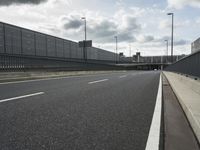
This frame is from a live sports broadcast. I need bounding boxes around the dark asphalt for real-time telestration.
[0,71,160,150]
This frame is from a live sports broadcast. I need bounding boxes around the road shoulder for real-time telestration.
[162,73,200,149]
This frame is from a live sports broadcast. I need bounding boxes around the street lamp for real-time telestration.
[167,12,174,63]
[81,17,87,61]
[164,40,169,56]
[114,36,118,64]
[81,17,87,41]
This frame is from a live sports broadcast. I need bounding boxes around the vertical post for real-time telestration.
[84,19,87,41]
[81,17,87,62]
[85,19,87,61]
[167,13,174,63]
[165,40,169,63]
[171,13,174,63]
[165,40,168,56]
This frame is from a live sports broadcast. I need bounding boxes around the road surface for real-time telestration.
[0,71,160,150]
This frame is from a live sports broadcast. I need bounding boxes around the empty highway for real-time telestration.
[0,71,161,150]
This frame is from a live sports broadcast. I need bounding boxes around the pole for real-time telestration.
[171,13,174,63]
[84,19,87,41]
[166,40,168,56]
[81,17,87,61]
[167,13,174,63]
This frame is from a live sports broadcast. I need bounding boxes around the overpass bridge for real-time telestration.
[117,62,171,70]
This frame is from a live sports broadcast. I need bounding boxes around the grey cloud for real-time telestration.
[144,36,154,42]
[88,17,139,43]
[59,15,140,43]
[88,20,117,40]
[137,35,154,43]
[117,32,136,42]
[124,17,141,32]
[0,0,47,6]
[63,20,82,30]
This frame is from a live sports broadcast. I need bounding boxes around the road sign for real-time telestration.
[79,40,92,48]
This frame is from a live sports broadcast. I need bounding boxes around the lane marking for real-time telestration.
[119,75,127,78]
[88,79,108,84]
[0,76,73,85]
[0,92,44,103]
[145,74,162,150]
[0,72,124,85]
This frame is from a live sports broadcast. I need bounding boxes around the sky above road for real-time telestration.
[0,0,200,56]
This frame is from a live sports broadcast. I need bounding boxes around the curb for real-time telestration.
[163,71,200,144]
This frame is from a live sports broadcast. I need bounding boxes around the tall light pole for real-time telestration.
[164,40,169,56]
[167,13,174,63]
[114,36,118,64]
[81,17,87,41]
[81,17,87,61]
[129,43,132,57]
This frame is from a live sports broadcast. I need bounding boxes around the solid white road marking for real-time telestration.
[119,75,127,78]
[0,77,73,85]
[145,75,162,150]
[88,79,108,84]
[0,92,44,103]
[0,73,116,85]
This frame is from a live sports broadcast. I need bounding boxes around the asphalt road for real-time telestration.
[0,71,160,150]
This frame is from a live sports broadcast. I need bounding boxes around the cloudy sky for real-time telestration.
[0,0,200,56]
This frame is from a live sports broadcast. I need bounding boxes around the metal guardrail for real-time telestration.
[0,54,123,71]
[165,51,200,78]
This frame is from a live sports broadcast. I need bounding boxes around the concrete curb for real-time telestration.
[0,70,127,83]
[163,71,200,144]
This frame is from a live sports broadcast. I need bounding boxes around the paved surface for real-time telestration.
[0,71,160,150]
[162,75,200,150]
[164,71,200,143]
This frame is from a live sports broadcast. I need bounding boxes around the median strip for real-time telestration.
[145,75,162,150]
[88,79,108,84]
[0,92,44,103]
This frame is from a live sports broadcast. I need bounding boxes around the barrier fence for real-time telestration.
[0,54,124,71]
[0,21,132,71]
[165,51,200,78]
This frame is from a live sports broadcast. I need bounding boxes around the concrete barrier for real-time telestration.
[163,71,200,143]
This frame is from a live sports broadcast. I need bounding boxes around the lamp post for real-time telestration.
[165,40,169,56]
[167,13,174,63]
[81,17,87,61]
[129,43,132,57]
[114,36,118,64]
[81,17,87,41]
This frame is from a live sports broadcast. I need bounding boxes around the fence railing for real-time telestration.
[0,54,124,71]
[165,51,200,78]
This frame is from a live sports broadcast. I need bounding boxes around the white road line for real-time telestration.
[119,75,127,78]
[145,75,162,150]
[0,92,44,103]
[0,76,72,85]
[88,79,108,84]
[0,73,115,85]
